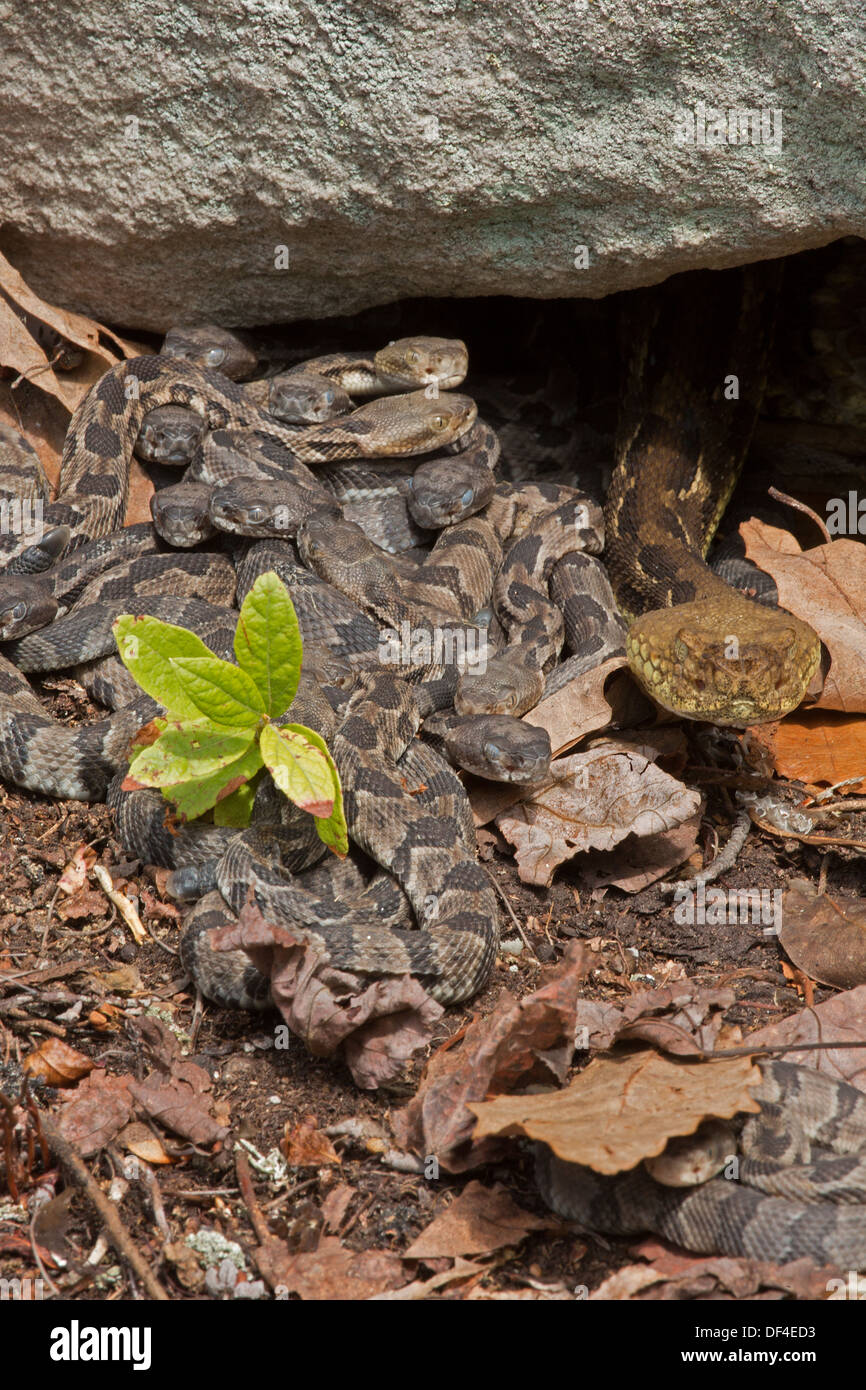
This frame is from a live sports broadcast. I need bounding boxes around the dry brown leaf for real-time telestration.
[579,814,702,894]
[405,1181,558,1259]
[779,878,866,989]
[495,741,701,887]
[743,520,866,713]
[282,1115,342,1168]
[369,1257,484,1300]
[320,1184,355,1233]
[56,888,109,922]
[0,249,139,360]
[57,846,96,895]
[591,1245,839,1301]
[23,1038,94,1087]
[574,980,736,1056]
[469,1052,762,1173]
[266,1236,407,1300]
[56,1071,135,1155]
[746,984,866,1090]
[211,899,443,1089]
[117,1121,173,1166]
[392,943,590,1170]
[0,252,146,501]
[127,1018,227,1147]
[0,248,136,410]
[747,712,866,793]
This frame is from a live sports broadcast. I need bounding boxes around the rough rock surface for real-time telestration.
[1,0,865,330]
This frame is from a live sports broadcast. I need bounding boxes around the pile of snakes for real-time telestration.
[3,266,864,1271]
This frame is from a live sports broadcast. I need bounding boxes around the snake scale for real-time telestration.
[1,280,862,1264]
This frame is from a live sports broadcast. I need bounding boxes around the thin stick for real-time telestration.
[487,871,539,959]
[38,1111,169,1301]
[767,485,832,543]
[751,813,866,852]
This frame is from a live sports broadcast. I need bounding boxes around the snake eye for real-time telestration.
[483,741,501,762]
[324,390,335,404]
[405,349,420,365]
[431,414,446,430]
[247,506,265,523]
[460,487,474,507]
[205,347,226,367]
[3,602,27,625]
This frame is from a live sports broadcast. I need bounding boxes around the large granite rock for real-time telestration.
[1,0,864,330]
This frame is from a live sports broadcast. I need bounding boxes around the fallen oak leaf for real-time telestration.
[746,984,866,1091]
[468,1052,762,1173]
[747,712,866,795]
[56,1070,135,1155]
[495,742,701,887]
[23,1038,94,1087]
[405,1181,560,1259]
[211,896,443,1089]
[742,519,866,713]
[778,877,866,990]
[282,1115,342,1168]
[264,1236,407,1300]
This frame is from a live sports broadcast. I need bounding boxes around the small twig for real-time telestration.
[767,485,832,543]
[807,797,866,814]
[751,813,866,852]
[235,1149,270,1245]
[700,1038,866,1060]
[37,1110,169,1300]
[261,1177,318,1212]
[813,776,866,802]
[659,810,751,893]
[0,960,88,992]
[92,865,148,945]
[486,871,539,959]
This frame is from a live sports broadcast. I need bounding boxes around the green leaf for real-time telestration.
[234,572,303,716]
[114,615,216,722]
[170,656,266,727]
[260,722,334,816]
[161,742,264,821]
[213,778,259,827]
[263,722,348,856]
[127,722,256,788]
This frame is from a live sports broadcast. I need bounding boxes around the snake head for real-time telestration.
[0,579,58,640]
[445,715,552,784]
[375,337,469,391]
[628,599,821,726]
[455,655,545,718]
[161,325,258,381]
